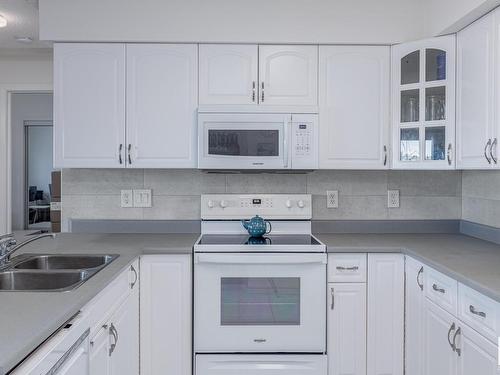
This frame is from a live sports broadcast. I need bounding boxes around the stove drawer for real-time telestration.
[328,254,367,282]
[196,354,327,375]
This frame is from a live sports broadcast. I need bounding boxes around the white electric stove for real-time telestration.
[194,194,327,375]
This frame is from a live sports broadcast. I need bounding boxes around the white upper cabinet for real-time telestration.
[199,44,258,106]
[259,45,318,106]
[457,11,499,169]
[54,43,126,168]
[126,44,198,168]
[319,46,390,169]
[391,35,456,169]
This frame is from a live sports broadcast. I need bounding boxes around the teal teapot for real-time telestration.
[241,215,272,237]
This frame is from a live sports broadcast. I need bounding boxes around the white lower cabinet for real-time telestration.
[367,254,404,375]
[140,254,192,375]
[327,283,367,375]
[405,257,425,375]
[458,323,499,375]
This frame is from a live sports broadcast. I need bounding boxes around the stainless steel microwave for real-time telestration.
[198,113,319,170]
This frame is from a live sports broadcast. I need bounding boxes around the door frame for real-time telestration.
[0,84,53,234]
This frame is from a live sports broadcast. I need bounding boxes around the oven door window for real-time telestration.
[208,129,280,157]
[221,277,300,326]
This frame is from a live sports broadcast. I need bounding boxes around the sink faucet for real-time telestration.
[0,233,56,268]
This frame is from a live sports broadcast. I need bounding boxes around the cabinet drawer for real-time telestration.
[425,266,457,315]
[328,254,367,282]
[458,283,500,343]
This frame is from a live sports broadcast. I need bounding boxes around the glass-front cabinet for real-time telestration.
[392,35,456,169]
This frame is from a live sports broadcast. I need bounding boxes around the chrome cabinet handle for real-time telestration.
[447,143,452,166]
[447,322,456,351]
[490,138,497,164]
[336,266,359,271]
[330,287,334,310]
[127,144,132,164]
[416,266,424,291]
[383,145,387,166]
[118,144,123,165]
[261,82,265,102]
[452,327,461,356]
[485,139,492,164]
[252,81,256,102]
[130,264,138,289]
[109,323,118,356]
[469,305,486,318]
[432,283,445,293]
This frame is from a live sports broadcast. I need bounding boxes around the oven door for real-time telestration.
[198,113,291,169]
[194,253,327,353]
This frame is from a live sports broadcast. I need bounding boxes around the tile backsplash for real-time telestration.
[462,171,500,228]
[61,169,462,232]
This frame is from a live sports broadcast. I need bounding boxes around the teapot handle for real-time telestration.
[265,220,272,234]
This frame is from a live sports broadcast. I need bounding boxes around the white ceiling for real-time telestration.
[0,0,51,48]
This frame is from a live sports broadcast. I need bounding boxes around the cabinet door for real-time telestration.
[199,44,258,105]
[457,323,499,375]
[126,44,198,168]
[140,255,192,375]
[391,35,455,169]
[367,254,404,375]
[328,283,367,375]
[89,325,110,375]
[259,45,318,106]
[405,257,425,375]
[319,46,389,169]
[457,12,495,169]
[108,285,139,375]
[54,43,126,168]
[423,299,457,375]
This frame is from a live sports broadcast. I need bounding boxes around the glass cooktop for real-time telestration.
[198,234,321,246]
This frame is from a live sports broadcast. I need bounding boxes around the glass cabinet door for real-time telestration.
[393,36,455,169]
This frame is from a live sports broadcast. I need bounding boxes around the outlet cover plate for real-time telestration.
[387,190,400,208]
[326,190,339,208]
[121,190,133,208]
[133,189,152,208]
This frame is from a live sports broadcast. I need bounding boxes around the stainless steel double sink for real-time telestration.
[0,254,119,292]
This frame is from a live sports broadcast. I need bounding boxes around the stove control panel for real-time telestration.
[201,194,312,220]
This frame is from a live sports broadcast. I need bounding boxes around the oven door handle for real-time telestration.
[195,253,327,265]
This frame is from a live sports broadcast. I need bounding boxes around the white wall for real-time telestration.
[10,93,53,230]
[0,49,53,233]
[39,0,426,44]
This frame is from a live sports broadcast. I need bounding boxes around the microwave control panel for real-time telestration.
[290,114,319,169]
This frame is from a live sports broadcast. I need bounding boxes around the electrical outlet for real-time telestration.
[326,190,339,208]
[121,190,133,208]
[387,190,400,208]
[133,189,152,208]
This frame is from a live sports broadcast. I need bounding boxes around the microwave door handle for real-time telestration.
[283,117,289,168]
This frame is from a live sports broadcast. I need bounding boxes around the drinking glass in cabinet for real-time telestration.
[401,50,420,85]
[401,89,419,123]
[425,86,445,121]
[425,49,446,82]
[424,126,446,160]
[400,128,420,161]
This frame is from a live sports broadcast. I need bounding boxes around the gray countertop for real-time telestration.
[3,231,500,374]
[316,233,500,303]
[0,232,198,375]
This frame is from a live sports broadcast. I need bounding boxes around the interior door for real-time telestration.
[258,45,318,106]
[456,12,495,169]
[54,43,126,168]
[199,44,258,105]
[319,45,389,169]
[194,253,327,352]
[196,354,328,375]
[126,44,198,168]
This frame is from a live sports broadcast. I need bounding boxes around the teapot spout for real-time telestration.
[241,219,249,229]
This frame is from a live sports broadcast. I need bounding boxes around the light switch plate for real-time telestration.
[326,190,339,208]
[133,189,152,208]
[387,190,400,208]
[121,190,133,208]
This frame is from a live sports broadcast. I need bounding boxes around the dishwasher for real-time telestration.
[10,312,90,375]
